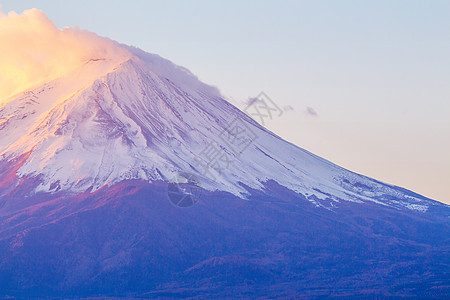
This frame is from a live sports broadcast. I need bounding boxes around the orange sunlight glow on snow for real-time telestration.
[0,8,130,104]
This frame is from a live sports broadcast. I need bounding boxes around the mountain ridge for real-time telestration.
[0,52,445,213]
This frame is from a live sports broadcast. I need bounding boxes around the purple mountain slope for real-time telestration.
[0,47,449,298]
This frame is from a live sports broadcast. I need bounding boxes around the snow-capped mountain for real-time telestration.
[0,45,449,298]
[0,47,439,213]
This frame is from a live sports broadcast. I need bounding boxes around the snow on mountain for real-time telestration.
[0,47,442,213]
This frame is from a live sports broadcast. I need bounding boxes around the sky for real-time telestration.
[1,0,449,204]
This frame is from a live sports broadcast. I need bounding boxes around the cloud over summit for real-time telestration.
[0,8,130,103]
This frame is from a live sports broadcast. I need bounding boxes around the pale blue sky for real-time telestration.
[1,0,449,203]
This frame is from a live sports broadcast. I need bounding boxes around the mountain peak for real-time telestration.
[0,48,441,215]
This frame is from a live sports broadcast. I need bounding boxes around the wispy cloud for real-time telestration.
[244,97,265,106]
[305,106,318,117]
[0,8,130,103]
